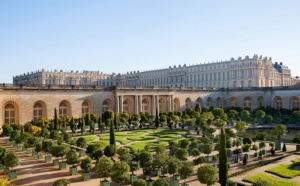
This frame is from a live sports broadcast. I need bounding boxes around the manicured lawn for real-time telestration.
[243,173,299,186]
[266,158,300,178]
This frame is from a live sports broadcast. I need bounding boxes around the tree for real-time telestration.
[179,161,193,184]
[240,110,250,119]
[282,143,287,151]
[270,124,287,142]
[66,149,80,167]
[104,144,116,157]
[80,157,92,173]
[110,161,130,185]
[76,137,87,148]
[2,124,13,137]
[3,151,19,171]
[50,145,68,161]
[155,107,159,128]
[255,110,265,119]
[197,164,218,186]
[42,140,53,154]
[153,178,168,186]
[9,130,20,142]
[50,130,60,140]
[155,144,165,155]
[214,118,226,128]
[25,136,39,148]
[235,121,247,134]
[219,128,228,186]
[167,157,182,181]
[117,147,131,162]
[96,157,114,182]
[132,179,146,186]
[70,117,76,133]
[202,143,213,158]
[110,119,116,146]
[292,136,300,145]
[54,108,59,131]
[63,133,72,143]
[35,143,42,154]
[175,148,188,161]
[139,150,153,168]
[153,154,169,177]
[178,139,190,149]
[0,147,7,165]
[52,178,70,186]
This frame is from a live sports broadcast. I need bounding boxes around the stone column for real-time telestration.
[120,95,123,113]
[116,95,119,113]
[168,95,172,112]
[156,95,159,112]
[139,95,142,113]
[135,95,139,114]
[152,95,156,115]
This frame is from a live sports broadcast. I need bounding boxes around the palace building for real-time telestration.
[1,54,298,125]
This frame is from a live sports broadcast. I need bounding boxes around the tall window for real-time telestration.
[231,97,238,107]
[207,97,213,107]
[185,98,192,109]
[274,97,282,110]
[244,97,252,110]
[82,101,89,115]
[258,97,264,107]
[142,99,148,112]
[174,98,180,111]
[216,98,222,108]
[5,104,15,124]
[59,102,68,117]
[123,100,129,112]
[291,97,299,110]
[33,103,43,122]
[102,101,109,113]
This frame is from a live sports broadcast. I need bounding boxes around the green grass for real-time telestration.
[243,173,300,186]
[266,158,300,178]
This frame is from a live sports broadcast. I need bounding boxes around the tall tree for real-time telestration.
[155,107,159,128]
[54,108,59,130]
[110,119,116,146]
[219,128,228,186]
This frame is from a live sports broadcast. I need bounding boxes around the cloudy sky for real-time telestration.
[1,0,300,83]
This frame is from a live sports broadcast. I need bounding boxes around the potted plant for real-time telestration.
[35,143,43,159]
[42,140,53,163]
[52,178,70,186]
[270,124,287,150]
[66,149,80,175]
[76,137,87,157]
[233,148,242,163]
[292,136,300,151]
[259,142,266,155]
[50,145,68,169]
[270,142,275,155]
[96,157,114,186]
[3,151,20,180]
[110,161,130,186]
[0,147,7,170]
[179,162,193,186]
[80,157,92,181]
[252,145,258,157]
[167,157,182,186]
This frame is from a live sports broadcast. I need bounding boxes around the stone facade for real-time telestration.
[1,84,300,125]
[13,54,291,88]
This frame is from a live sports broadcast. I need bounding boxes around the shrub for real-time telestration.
[104,144,116,157]
[52,178,70,186]
[2,124,13,137]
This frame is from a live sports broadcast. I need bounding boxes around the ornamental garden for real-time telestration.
[0,105,300,186]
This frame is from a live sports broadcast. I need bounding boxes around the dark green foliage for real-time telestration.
[175,148,188,161]
[76,137,87,148]
[66,149,80,166]
[102,110,115,121]
[9,130,20,141]
[104,144,116,157]
[282,143,286,151]
[70,117,76,133]
[153,178,168,186]
[243,137,252,145]
[132,179,146,186]
[178,139,190,149]
[293,136,300,144]
[50,145,68,159]
[2,124,13,136]
[167,157,182,179]
[179,161,194,182]
[42,140,53,153]
[50,130,60,140]
[52,178,70,186]
[63,133,72,143]
[80,157,92,173]
[109,119,116,146]
[219,128,228,186]
[26,136,39,148]
[0,147,7,164]
[197,164,218,186]
[3,151,19,170]
[243,154,248,165]
[110,161,130,185]
[155,107,159,128]
[35,143,42,153]
[139,150,153,168]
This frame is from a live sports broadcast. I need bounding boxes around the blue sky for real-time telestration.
[1,0,300,83]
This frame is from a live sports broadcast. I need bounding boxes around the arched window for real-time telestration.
[82,101,90,115]
[159,99,162,113]
[196,97,202,107]
[258,97,264,107]
[33,103,43,122]
[207,97,213,107]
[59,101,70,117]
[123,100,129,112]
[216,97,222,108]
[291,97,299,110]
[244,97,252,110]
[102,100,109,113]
[185,98,192,109]
[230,97,238,107]
[5,104,16,124]
[274,97,282,110]
[142,99,149,112]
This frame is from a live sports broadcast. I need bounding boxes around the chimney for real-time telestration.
[280,62,283,65]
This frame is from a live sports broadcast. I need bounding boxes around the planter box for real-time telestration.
[38,154,43,159]
[275,142,283,150]
[45,155,52,163]
[0,163,4,170]
[206,156,212,163]
[235,157,242,163]
[69,166,78,175]
[245,154,250,159]
[130,174,138,183]
[9,171,17,180]
[81,131,86,135]
[4,167,10,174]
[82,172,91,181]
[53,159,59,166]
[170,180,180,186]
[100,181,110,186]
[254,152,258,157]
[79,150,86,157]
[227,150,232,157]
[262,149,267,155]
[59,162,67,170]
[32,151,38,157]
[296,145,300,152]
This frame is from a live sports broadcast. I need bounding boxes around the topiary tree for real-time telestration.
[80,157,92,173]
[42,140,53,154]
[153,154,169,177]
[0,147,7,165]
[197,164,218,186]
[3,151,19,171]
[52,178,70,186]
[235,121,247,135]
[270,124,287,142]
[175,148,188,161]
[255,110,265,120]
[179,161,193,185]
[110,161,130,185]
[66,150,80,168]
[293,136,300,145]
[153,178,168,186]
[76,137,87,148]
[109,119,116,146]
[132,179,146,186]
[53,108,59,131]
[2,124,13,137]
[63,133,72,143]
[35,143,42,155]
[50,130,60,140]
[219,127,228,186]
[96,157,114,182]
[25,136,39,148]
[50,145,68,162]
[104,144,116,157]
[178,139,190,149]
[167,157,182,181]
[155,107,159,128]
